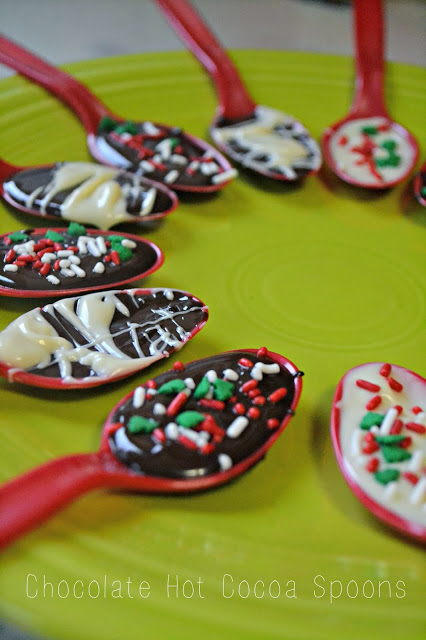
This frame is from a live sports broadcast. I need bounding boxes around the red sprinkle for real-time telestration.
[166,391,188,416]
[68,246,79,253]
[146,380,157,389]
[5,249,16,263]
[173,361,185,371]
[53,242,63,252]
[239,358,253,368]
[366,457,379,473]
[253,396,266,406]
[32,260,43,270]
[248,388,262,398]
[14,259,27,267]
[393,405,403,415]
[201,443,215,455]
[110,250,121,265]
[199,416,225,441]
[380,363,391,378]
[267,418,280,430]
[229,396,237,404]
[233,403,246,415]
[241,379,258,393]
[199,398,225,410]
[103,255,111,263]
[256,347,268,358]
[356,379,380,392]
[268,387,288,403]
[53,259,61,271]
[36,247,54,257]
[366,395,381,410]
[389,419,403,435]
[362,441,380,454]
[39,263,51,276]
[178,434,198,450]
[400,437,412,449]
[4,237,11,245]
[153,428,166,443]
[338,135,348,146]
[405,422,426,435]
[364,432,376,443]
[18,254,33,262]
[402,472,419,485]
[412,406,423,415]
[388,378,403,392]
[247,407,260,419]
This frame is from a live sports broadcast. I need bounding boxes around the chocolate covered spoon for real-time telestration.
[0,36,237,192]
[0,225,164,298]
[321,0,419,188]
[0,348,302,550]
[155,0,321,181]
[0,159,177,229]
[0,288,208,389]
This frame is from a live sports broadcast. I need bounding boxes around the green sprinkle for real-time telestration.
[213,378,234,401]
[115,120,138,135]
[45,230,65,243]
[361,126,378,136]
[360,412,384,429]
[381,446,411,464]
[194,376,210,399]
[374,469,400,485]
[68,222,87,237]
[98,116,119,133]
[114,244,133,262]
[375,435,406,445]
[157,379,186,395]
[421,186,426,197]
[128,415,158,434]
[169,137,180,149]
[176,411,205,428]
[381,139,397,151]
[375,154,401,168]
[8,231,29,243]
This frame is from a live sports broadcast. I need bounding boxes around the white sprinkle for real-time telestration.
[206,370,217,383]
[218,453,233,471]
[151,443,163,455]
[250,364,263,381]
[77,237,88,254]
[196,431,210,446]
[188,160,200,171]
[133,386,146,408]
[121,239,137,249]
[227,416,249,439]
[93,262,105,274]
[164,169,179,184]
[59,259,71,269]
[57,250,73,258]
[170,154,188,166]
[114,427,142,454]
[140,160,154,173]
[4,264,18,272]
[46,275,60,285]
[153,403,166,416]
[410,477,426,505]
[223,368,239,381]
[202,150,214,159]
[143,121,161,135]
[120,132,132,142]
[60,268,75,277]
[165,423,179,440]
[156,138,172,160]
[184,378,195,390]
[212,168,238,184]
[260,363,280,375]
[164,289,174,300]
[351,429,364,456]
[68,255,81,265]
[70,264,86,278]
[40,252,56,263]
[370,425,380,435]
[178,427,200,444]
[408,450,424,473]
[201,161,220,175]
[383,482,398,502]
[95,236,107,254]
[14,240,34,254]
[147,388,157,396]
[379,407,399,435]
[87,238,101,257]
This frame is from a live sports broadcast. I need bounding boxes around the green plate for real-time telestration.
[0,51,425,640]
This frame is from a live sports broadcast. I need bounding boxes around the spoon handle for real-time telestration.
[0,35,109,133]
[0,452,111,550]
[351,0,388,117]
[155,0,257,120]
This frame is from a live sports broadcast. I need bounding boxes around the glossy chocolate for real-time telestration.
[109,349,302,479]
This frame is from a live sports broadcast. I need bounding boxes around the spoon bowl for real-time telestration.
[0,36,237,193]
[321,0,419,189]
[0,348,303,550]
[155,0,322,181]
[0,159,178,229]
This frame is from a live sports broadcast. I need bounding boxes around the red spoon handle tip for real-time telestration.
[351,0,387,117]
[155,0,257,120]
[0,35,109,133]
[0,452,109,550]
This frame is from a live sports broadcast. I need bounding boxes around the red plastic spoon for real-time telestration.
[0,348,303,550]
[155,0,321,181]
[0,159,177,229]
[321,0,419,189]
[0,35,237,193]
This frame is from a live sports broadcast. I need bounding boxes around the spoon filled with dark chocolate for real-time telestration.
[155,0,321,181]
[0,36,237,193]
[0,159,177,229]
[0,348,302,550]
